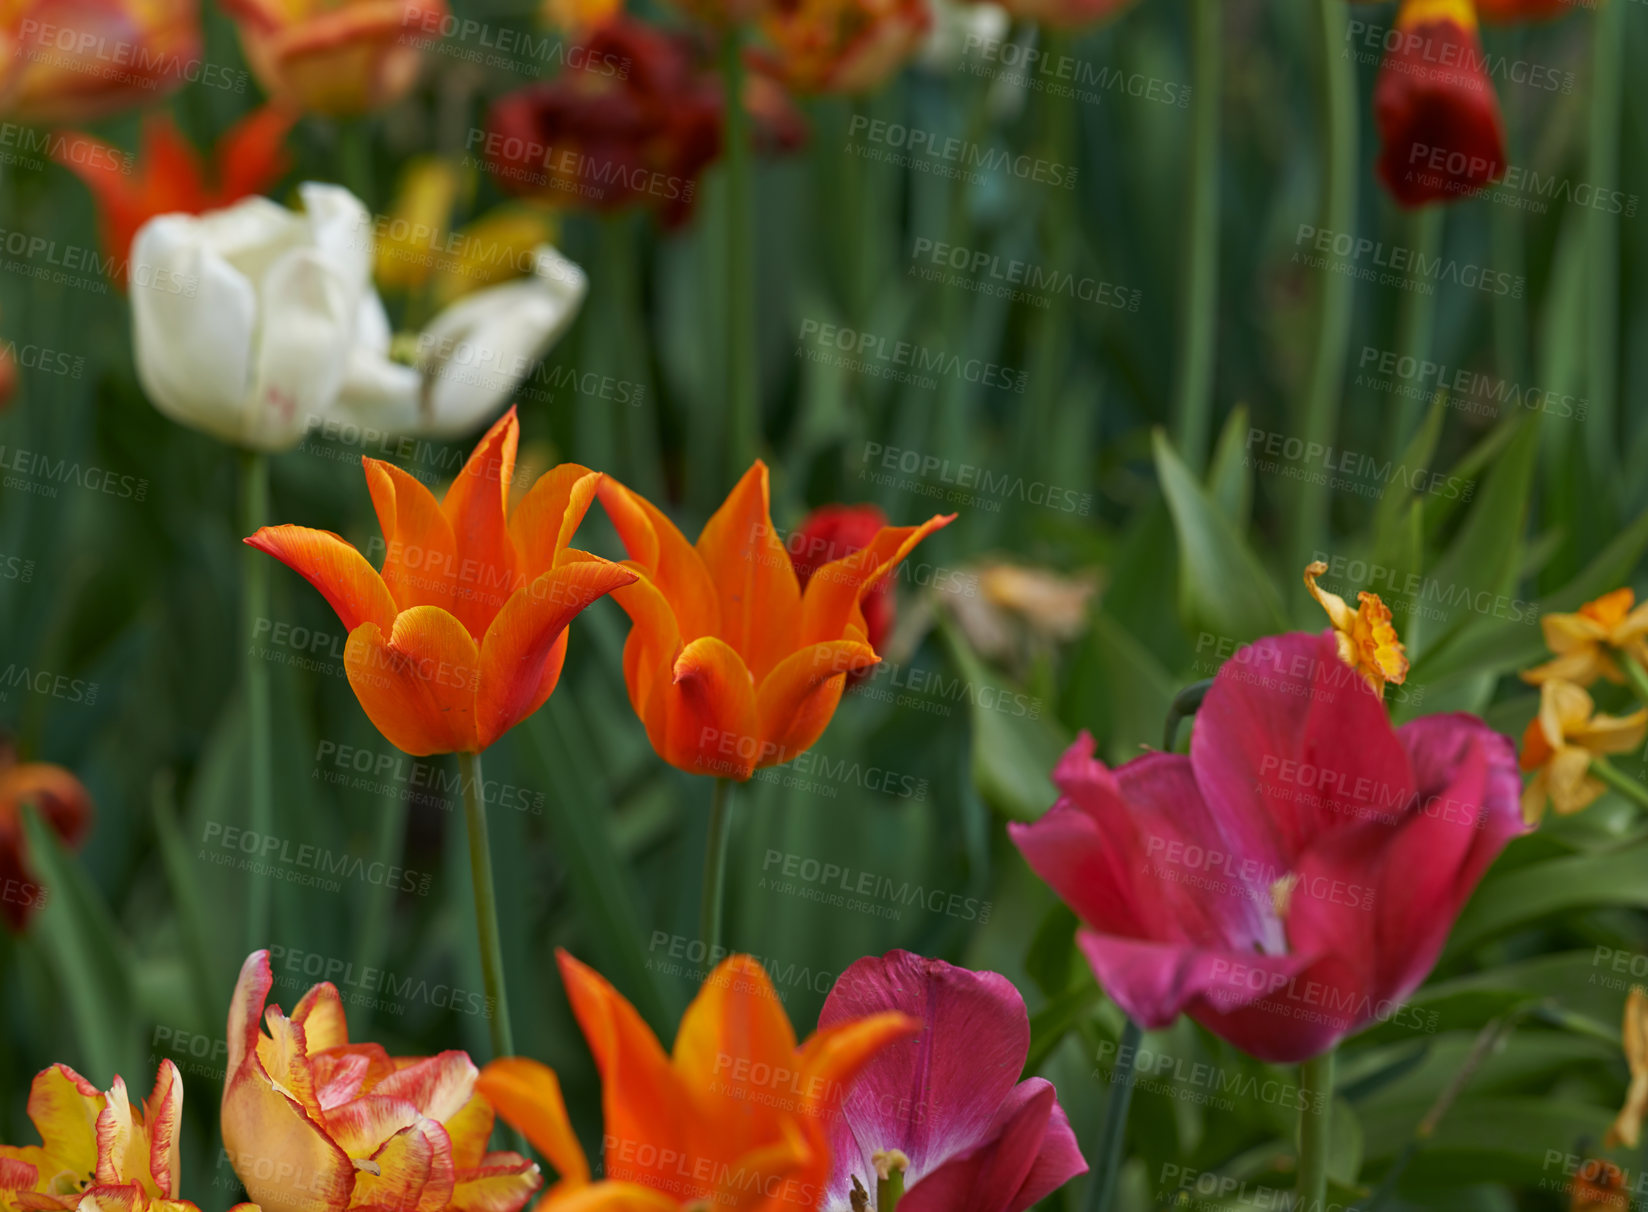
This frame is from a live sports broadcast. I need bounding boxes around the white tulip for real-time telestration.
[129,183,589,450]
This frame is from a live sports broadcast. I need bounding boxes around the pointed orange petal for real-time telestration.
[440,409,521,637]
[555,951,694,1183]
[693,462,801,681]
[246,526,398,633]
[754,641,878,768]
[528,1184,677,1212]
[216,103,296,202]
[596,477,720,641]
[799,515,955,646]
[475,557,637,749]
[660,636,759,779]
[366,459,459,614]
[795,1011,922,1123]
[343,607,481,756]
[292,982,350,1054]
[506,465,599,581]
[475,1059,588,1189]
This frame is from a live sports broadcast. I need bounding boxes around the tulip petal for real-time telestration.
[353,1118,452,1212]
[475,1059,588,1188]
[526,1184,677,1212]
[443,1096,495,1173]
[449,1154,545,1212]
[799,514,955,647]
[754,641,879,768]
[438,409,521,637]
[693,462,801,680]
[292,982,351,1055]
[365,459,460,613]
[372,1053,478,1124]
[475,557,638,749]
[22,1064,103,1178]
[343,607,482,756]
[323,1095,421,1158]
[246,526,398,634]
[555,951,696,1192]
[656,636,760,779]
[596,478,720,641]
[506,466,600,581]
[246,241,362,449]
[819,951,1026,1188]
[895,1081,1062,1212]
[143,1061,181,1197]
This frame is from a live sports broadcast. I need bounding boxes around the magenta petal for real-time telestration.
[820,951,1029,1201]
[898,1081,1082,1212]
[1191,632,1414,859]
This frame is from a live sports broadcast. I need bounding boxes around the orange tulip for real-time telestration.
[222,950,541,1212]
[0,747,92,931]
[758,0,930,95]
[0,1059,245,1212]
[477,950,919,1211]
[596,463,953,779]
[0,0,200,123]
[54,104,294,284]
[246,408,637,756]
[217,0,445,115]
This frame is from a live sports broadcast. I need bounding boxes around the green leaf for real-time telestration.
[1446,837,1648,957]
[1206,404,1253,531]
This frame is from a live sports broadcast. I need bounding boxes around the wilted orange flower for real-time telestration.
[1373,0,1506,207]
[1303,561,1408,694]
[0,748,92,931]
[1606,986,1648,1150]
[247,408,636,756]
[0,0,200,123]
[477,950,918,1211]
[597,463,952,779]
[222,950,540,1212]
[1519,679,1648,822]
[758,0,929,94]
[55,105,293,284]
[0,1059,241,1212]
[1571,1158,1630,1212]
[1523,588,1648,688]
[218,0,446,115]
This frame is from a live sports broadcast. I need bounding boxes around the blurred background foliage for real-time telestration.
[2,0,1647,1209]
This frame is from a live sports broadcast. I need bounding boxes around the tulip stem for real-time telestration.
[1163,678,1214,752]
[241,449,272,955]
[1085,1017,1142,1212]
[721,24,758,479]
[1590,757,1648,811]
[700,777,734,956]
[1296,1048,1336,1210]
[460,750,515,1061]
[1616,650,1648,712]
[1170,0,1220,473]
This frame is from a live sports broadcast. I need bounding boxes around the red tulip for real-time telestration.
[0,750,92,932]
[787,503,893,658]
[1010,631,1525,1063]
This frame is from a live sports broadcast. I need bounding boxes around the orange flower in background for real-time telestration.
[597,463,952,779]
[222,951,540,1212]
[246,408,636,755]
[0,747,92,931]
[758,0,930,94]
[477,950,919,1211]
[0,0,200,123]
[1570,1158,1630,1212]
[0,1059,242,1212]
[986,0,1132,31]
[1518,679,1648,822]
[217,0,446,115]
[54,105,294,284]
[1606,986,1648,1150]
[1522,588,1648,688]
[1303,560,1409,695]
[1373,0,1506,207]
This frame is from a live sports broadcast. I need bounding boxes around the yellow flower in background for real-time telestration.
[1522,588,1648,688]
[430,207,559,306]
[1606,986,1648,1150]
[539,0,620,35]
[1518,680,1648,822]
[374,157,467,292]
[1303,561,1409,695]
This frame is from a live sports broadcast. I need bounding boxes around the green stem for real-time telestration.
[876,1160,906,1211]
[1619,649,1648,711]
[1170,0,1220,472]
[721,26,758,479]
[1590,756,1648,811]
[1085,1017,1142,1212]
[1162,678,1215,753]
[352,777,408,1030]
[1290,0,1356,572]
[460,749,515,1060]
[241,450,272,955]
[1585,0,1623,474]
[1390,206,1444,449]
[1296,1048,1337,1210]
[699,778,734,957]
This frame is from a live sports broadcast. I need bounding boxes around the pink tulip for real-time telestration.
[818,950,1087,1212]
[1010,631,1525,1064]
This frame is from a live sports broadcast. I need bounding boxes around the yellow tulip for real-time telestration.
[1518,679,1648,822]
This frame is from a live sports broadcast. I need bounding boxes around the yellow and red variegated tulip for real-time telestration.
[477,950,919,1211]
[0,1059,241,1212]
[596,463,952,780]
[757,0,930,95]
[217,0,445,115]
[221,950,540,1212]
[0,0,200,123]
[0,748,92,932]
[246,408,636,756]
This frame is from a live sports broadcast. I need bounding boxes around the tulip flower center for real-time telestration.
[1270,874,1300,921]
